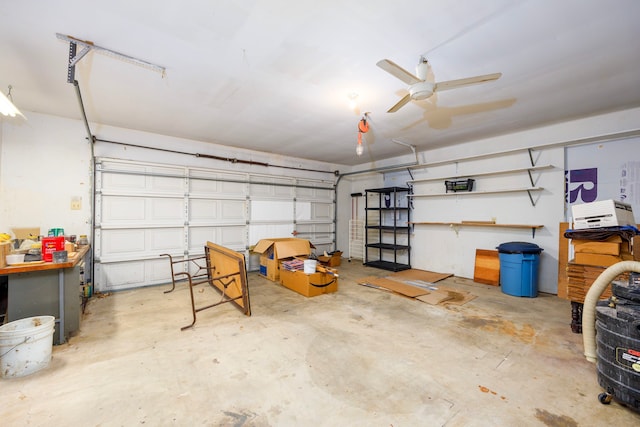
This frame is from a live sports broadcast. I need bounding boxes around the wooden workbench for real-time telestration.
[1,245,90,344]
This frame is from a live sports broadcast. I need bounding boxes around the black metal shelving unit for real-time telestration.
[364,186,411,271]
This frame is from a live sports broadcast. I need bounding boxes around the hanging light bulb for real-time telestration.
[356,113,369,156]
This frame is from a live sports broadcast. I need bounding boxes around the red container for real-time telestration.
[42,236,65,262]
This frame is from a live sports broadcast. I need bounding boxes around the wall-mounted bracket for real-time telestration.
[56,33,166,84]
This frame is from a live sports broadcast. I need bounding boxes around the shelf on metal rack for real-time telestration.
[364,260,411,272]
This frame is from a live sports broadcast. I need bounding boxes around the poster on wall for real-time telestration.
[565,137,640,222]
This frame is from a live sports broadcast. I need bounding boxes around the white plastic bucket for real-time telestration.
[0,316,55,378]
[303,259,317,274]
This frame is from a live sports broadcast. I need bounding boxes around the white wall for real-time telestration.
[345,149,564,294]
[407,148,564,294]
[0,113,93,238]
[347,107,640,294]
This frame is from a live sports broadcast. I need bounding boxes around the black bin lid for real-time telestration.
[496,241,543,254]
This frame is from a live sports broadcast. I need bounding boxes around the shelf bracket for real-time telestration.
[527,148,536,167]
[527,190,536,206]
[531,227,538,238]
[526,189,536,206]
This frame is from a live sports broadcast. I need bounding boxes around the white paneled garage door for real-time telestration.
[94,158,335,292]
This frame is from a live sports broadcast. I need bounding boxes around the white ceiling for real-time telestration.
[1,1,639,166]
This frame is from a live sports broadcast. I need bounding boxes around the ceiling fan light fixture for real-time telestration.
[0,85,25,119]
[409,81,434,100]
[377,57,502,112]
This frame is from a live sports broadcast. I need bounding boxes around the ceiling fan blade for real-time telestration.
[434,72,502,92]
[387,93,412,113]
[376,59,422,85]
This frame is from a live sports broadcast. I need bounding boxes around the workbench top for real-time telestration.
[0,244,90,275]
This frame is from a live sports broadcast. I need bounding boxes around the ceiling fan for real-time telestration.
[376,57,502,113]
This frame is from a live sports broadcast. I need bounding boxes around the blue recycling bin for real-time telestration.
[497,242,543,297]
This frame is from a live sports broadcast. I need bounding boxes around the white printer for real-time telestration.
[572,199,636,229]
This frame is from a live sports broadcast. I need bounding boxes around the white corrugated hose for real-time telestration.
[582,260,640,363]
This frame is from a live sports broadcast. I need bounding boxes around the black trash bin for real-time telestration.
[496,242,543,297]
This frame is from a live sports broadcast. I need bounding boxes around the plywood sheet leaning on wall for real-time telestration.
[473,249,500,286]
[557,222,569,299]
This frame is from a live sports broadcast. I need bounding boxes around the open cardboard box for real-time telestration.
[12,227,40,240]
[317,251,343,267]
[280,268,338,297]
[252,238,313,281]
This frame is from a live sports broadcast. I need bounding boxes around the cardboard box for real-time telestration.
[41,236,65,262]
[279,269,338,297]
[12,227,40,240]
[574,252,634,268]
[566,262,617,303]
[572,199,635,229]
[633,236,640,261]
[572,240,621,256]
[317,251,343,267]
[252,238,312,281]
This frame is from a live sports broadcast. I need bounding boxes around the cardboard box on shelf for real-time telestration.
[571,239,621,256]
[633,236,640,261]
[252,238,312,281]
[571,199,635,229]
[279,268,338,297]
[566,262,618,303]
[573,252,634,268]
[317,251,343,267]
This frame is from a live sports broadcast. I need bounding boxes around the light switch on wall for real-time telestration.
[71,196,82,210]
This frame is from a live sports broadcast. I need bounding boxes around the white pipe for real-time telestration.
[582,260,640,363]
[392,139,418,164]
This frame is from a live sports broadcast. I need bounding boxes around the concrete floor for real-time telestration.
[1,261,639,426]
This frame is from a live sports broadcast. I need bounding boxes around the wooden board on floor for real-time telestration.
[356,276,477,306]
[473,249,500,286]
[387,269,453,283]
[356,276,429,298]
